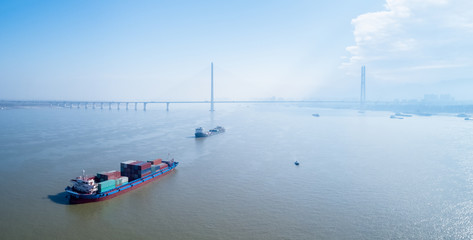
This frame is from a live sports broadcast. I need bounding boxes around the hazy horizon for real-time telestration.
[1,0,472,102]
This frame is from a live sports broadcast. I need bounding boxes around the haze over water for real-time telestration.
[1,105,473,239]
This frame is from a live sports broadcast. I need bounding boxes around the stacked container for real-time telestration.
[120,160,137,179]
[151,162,169,173]
[115,176,128,186]
[96,170,121,182]
[147,158,162,165]
[121,160,152,181]
[98,179,116,193]
[157,163,168,169]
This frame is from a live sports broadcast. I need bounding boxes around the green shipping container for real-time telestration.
[98,180,116,192]
[99,180,115,187]
[98,187,113,193]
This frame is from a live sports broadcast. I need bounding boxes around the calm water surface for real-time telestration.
[1,105,473,239]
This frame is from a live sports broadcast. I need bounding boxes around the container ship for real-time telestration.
[195,126,225,138]
[65,158,178,204]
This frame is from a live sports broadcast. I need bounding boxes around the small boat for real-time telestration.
[390,115,403,119]
[395,112,412,117]
[312,113,320,117]
[294,161,300,166]
[195,126,225,138]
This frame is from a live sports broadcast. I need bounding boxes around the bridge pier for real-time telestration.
[134,103,137,111]
[109,102,112,110]
[117,103,120,110]
[166,102,170,111]
[144,103,147,111]
[77,103,80,109]
[126,102,129,110]
[85,102,88,109]
[92,102,95,109]
[100,102,103,110]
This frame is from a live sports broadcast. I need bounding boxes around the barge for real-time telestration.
[65,158,178,204]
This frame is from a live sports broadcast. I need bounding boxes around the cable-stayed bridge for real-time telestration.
[0,99,358,111]
[0,63,367,111]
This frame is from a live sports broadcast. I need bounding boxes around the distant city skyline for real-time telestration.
[1,0,472,101]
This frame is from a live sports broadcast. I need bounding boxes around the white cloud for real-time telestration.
[342,0,473,83]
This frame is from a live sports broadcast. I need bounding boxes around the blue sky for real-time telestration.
[1,0,472,101]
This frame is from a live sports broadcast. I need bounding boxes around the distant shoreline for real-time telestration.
[2,100,473,114]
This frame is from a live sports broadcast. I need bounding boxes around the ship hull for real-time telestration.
[195,126,225,138]
[66,162,178,204]
[195,132,209,138]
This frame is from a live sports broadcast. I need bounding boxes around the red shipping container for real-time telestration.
[97,170,121,180]
[140,162,151,170]
[147,158,162,165]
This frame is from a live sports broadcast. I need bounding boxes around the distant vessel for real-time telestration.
[458,113,469,118]
[294,161,300,166]
[312,114,320,117]
[390,115,403,119]
[195,126,225,138]
[395,112,412,117]
[65,157,178,204]
[465,118,473,121]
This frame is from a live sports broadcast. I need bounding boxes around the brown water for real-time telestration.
[1,105,473,239]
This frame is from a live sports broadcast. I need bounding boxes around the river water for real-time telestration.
[1,104,473,239]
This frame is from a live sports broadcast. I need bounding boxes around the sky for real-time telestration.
[1,0,472,101]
